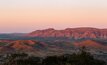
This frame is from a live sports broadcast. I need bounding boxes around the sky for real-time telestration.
[0,0,107,33]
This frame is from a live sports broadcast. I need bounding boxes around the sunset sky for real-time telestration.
[0,0,107,33]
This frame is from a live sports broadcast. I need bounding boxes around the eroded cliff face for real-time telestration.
[27,28,107,39]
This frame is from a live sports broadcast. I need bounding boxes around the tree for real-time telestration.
[2,47,106,65]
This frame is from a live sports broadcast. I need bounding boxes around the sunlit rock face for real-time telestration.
[74,40,107,50]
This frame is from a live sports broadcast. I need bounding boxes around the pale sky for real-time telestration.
[0,0,107,33]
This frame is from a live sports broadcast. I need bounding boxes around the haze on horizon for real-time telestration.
[0,0,107,33]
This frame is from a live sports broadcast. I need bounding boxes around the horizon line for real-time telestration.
[0,27,107,33]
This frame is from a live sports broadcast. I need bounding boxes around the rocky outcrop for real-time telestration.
[73,40,107,51]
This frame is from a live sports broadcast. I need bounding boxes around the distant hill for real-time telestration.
[0,39,107,54]
[27,27,107,40]
[0,33,26,39]
[0,27,107,41]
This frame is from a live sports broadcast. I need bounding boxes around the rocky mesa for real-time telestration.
[27,27,107,39]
